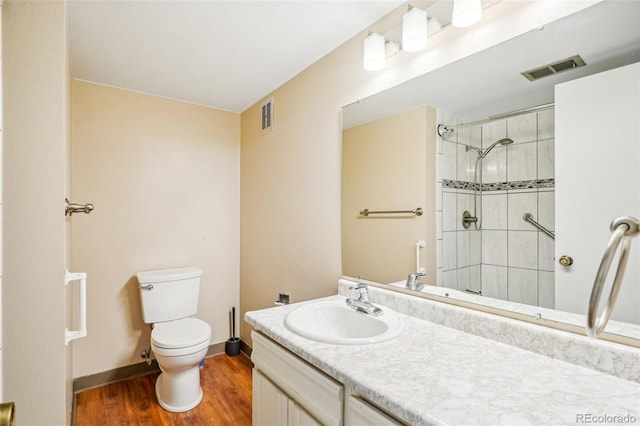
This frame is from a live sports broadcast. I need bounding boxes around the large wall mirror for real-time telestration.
[342,0,640,344]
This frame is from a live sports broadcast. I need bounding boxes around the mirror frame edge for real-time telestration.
[341,275,640,348]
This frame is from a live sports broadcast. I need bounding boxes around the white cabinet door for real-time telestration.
[555,62,640,324]
[288,399,321,426]
[253,369,287,426]
[251,331,343,426]
[253,368,322,426]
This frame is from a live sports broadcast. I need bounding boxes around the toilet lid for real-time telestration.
[152,318,211,349]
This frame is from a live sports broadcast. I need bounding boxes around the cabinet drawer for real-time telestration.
[252,331,343,426]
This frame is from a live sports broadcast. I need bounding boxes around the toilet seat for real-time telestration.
[152,318,211,356]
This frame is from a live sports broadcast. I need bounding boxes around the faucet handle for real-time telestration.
[407,272,426,281]
[406,272,426,290]
[349,284,369,302]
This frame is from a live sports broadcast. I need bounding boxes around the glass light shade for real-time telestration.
[452,0,483,28]
[402,7,427,52]
[427,17,442,34]
[363,33,386,71]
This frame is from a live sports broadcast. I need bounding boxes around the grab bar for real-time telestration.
[65,270,88,345]
[359,207,423,217]
[523,213,555,239]
[587,216,640,338]
[415,240,425,274]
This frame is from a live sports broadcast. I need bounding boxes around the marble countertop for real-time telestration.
[245,295,640,426]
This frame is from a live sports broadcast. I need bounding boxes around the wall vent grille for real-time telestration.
[521,55,586,81]
[261,97,274,135]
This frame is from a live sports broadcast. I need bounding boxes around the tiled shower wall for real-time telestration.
[436,108,556,309]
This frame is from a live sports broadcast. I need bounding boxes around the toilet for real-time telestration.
[137,267,212,412]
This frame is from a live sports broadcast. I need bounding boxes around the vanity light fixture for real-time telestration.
[363,32,386,71]
[452,0,483,28]
[363,1,483,72]
[427,17,443,34]
[402,7,428,52]
[363,32,400,72]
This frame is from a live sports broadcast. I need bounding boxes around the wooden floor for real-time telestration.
[75,353,253,426]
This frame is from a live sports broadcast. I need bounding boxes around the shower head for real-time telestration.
[479,138,513,158]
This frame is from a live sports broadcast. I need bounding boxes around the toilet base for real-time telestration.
[155,371,203,412]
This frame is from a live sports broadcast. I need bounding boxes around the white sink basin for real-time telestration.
[284,299,403,345]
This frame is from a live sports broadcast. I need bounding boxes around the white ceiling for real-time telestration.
[67,0,405,113]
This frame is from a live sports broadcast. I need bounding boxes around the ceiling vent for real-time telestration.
[521,55,586,81]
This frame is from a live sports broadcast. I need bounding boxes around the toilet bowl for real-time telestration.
[137,267,212,412]
[151,317,211,412]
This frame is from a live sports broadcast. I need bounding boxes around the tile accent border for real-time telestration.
[443,178,554,191]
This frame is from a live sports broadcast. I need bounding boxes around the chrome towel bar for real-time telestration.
[523,213,555,239]
[587,216,639,338]
[359,207,423,217]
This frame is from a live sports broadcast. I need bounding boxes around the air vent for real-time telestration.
[521,55,586,81]
[260,97,274,135]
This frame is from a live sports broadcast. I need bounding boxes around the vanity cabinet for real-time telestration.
[251,331,405,426]
[252,369,320,425]
[251,331,343,425]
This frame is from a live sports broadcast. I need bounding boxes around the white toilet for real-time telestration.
[137,267,212,412]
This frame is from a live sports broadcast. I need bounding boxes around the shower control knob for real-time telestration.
[558,255,573,267]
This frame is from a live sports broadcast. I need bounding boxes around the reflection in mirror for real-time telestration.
[341,0,640,343]
[342,106,436,284]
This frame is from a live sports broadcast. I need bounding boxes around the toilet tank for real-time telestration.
[137,267,202,324]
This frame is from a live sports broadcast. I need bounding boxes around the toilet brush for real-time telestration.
[225,306,241,356]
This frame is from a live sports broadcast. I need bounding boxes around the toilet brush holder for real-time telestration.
[225,306,241,356]
[225,337,241,356]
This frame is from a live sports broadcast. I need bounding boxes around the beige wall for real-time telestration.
[239,5,418,345]
[70,81,240,378]
[342,106,437,284]
[239,0,596,345]
[2,0,72,424]
[239,10,415,344]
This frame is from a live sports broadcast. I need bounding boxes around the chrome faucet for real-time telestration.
[346,284,383,317]
[406,272,426,291]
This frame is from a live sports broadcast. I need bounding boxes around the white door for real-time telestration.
[555,62,640,325]
[0,3,3,401]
